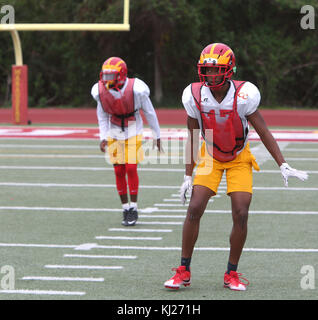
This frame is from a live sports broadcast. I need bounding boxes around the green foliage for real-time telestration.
[0,0,317,108]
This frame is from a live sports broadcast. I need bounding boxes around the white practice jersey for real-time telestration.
[91,78,161,141]
[182,80,261,153]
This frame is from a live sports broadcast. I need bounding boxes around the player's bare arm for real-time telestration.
[185,116,200,176]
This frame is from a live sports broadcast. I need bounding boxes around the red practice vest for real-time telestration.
[98,78,136,130]
[191,80,247,162]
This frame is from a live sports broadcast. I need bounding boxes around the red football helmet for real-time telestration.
[197,43,236,89]
[100,57,127,89]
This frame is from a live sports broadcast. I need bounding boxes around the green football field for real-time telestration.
[0,127,317,301]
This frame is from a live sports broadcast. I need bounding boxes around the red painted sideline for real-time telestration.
[0,108,317,127]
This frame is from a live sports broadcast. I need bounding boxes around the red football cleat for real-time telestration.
[224,271,249,291]
[164,266,191,290]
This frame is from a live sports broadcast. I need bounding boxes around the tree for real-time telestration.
[0,0,316,108]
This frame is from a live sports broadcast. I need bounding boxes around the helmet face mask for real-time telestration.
[197,43,236,90]
[198,64,233,88]
[101,73,117,82]
[100,57,127,89]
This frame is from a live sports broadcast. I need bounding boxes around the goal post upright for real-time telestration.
[0,0,130,125]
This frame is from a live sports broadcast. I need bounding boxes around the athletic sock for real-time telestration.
[130,202,137,210]
[227,262,238,274]
[122,203,130,211]
[181,257,191,271]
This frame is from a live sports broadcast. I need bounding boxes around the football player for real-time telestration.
[91,57,162,226]
[164,43,308,290]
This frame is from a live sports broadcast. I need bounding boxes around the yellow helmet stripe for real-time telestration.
[115,60,124,68]
[217,49,232,64]
[223,49,232,58]
[102,58,122,72]
[209,43,217,55]
[106,57,114,66]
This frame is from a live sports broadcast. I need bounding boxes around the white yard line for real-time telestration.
[95,236,162,241]
[44,265,123,270]
[87,245,318,253]
[73,243,98,250]
[136,221,183,225]
[0,289,85,296]
[0,165,184,172]
[252,187,318,191]
[140,211,318,216]
[0,165,108,171]
[140,215,185,218]
[64,253,137,259]
[0,144,97,149]
[0,154,104,158]
[255,170,318,174]
[285,158,318,161]
[0,183,178,189]
[163,197,219,202]
[0,154,183,160]
[0,242,76,249]
[284,148,318,152]
[22,276,104,282]
[108,228,172,233]
[1,206,318,215]
[0,137,97,141]
[0,206,124,212]
[151,209,318,215]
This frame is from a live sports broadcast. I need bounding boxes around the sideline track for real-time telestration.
[0,127,318,141]
[1,108,318,127]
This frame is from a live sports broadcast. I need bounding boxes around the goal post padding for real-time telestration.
[12,65,28,124]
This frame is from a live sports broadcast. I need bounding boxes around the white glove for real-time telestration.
[280,163,308,187]
[180,175,193,205]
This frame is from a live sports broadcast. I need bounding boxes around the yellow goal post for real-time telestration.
[0,0,130,124]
